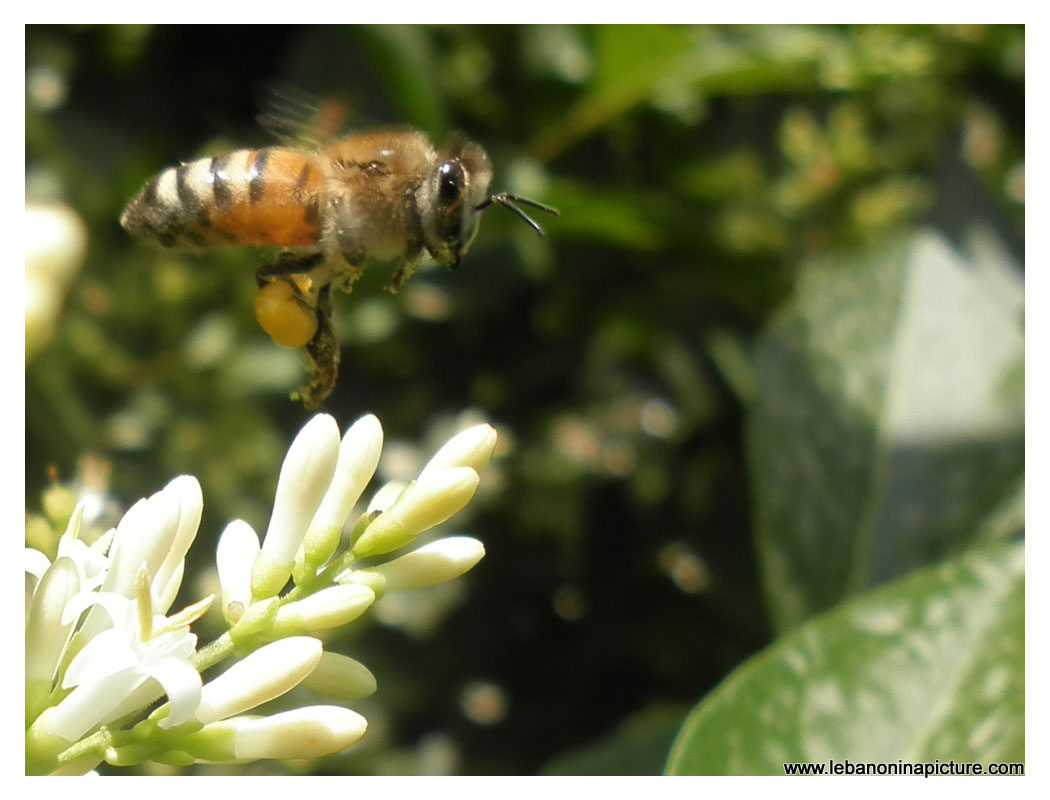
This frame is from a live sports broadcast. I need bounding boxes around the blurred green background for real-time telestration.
[25,25,1024,775]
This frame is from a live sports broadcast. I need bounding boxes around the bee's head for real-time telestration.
[417,138,492,268]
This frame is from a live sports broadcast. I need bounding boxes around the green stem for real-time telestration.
[283,550,357,603]
[192,631,235,674]
[29,728,110,775]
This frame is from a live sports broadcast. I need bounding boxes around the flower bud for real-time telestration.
[216,520,260,626]
[228,597,280,645]
[195,636,322,725]
[373,537,485,592]
[418,423,497,478]
[352,467,480,558]
[252,415,340,599]
[335,568,386,596]
[367,481,406,514]
[301,414,384,570]
[26,558,80,722]
[272,585,375,637]
[181,706,367,763]
[301,652,377,700]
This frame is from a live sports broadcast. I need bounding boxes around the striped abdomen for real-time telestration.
[121,147,325,249]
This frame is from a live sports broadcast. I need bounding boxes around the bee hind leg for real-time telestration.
[255,252,327,287]
[253,253,340,408]
[291,284,340,409]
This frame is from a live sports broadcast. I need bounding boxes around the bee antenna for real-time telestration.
[476,192,560,237]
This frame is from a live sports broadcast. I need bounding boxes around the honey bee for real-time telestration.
[121,126,558,408]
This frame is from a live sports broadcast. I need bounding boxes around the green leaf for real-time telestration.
[747,229,1023,630]
[665,539,1024,775]
[527,26,896,162]
[528,25,704,161]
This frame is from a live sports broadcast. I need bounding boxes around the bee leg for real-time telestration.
[292,284,340,410]
[334,248,367,293]
[386,244,424,293]
[255,252,326,287]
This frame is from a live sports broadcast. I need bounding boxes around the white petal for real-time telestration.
[153,476,203,612]
[84,491,179,642]
[98,680,164,728]
[26,558,80,688]
[46,668,146,741]
[63,628,137,688]
[25,548,52,581]
[98,632,199,726]
[149,657,203,729]
[61,589,132,628]
[57,534,110,590]
[63,501,86,537]
[102,496,169,594]
[155,560,185,614]
[154,627,198,661]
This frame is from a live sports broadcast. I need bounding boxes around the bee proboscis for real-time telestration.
[121,128,558,408]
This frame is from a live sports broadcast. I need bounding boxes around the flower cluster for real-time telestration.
[25,413,495,775]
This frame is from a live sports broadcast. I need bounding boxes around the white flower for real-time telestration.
[33,588,204,743]
[25,503,111,597]
[78,476,203,642]
[27,476,209,762]
[26,410,495,775]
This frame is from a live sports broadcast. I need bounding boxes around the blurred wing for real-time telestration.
[256,83,352,148]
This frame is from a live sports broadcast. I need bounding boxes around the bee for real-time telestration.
[121,126,558,408]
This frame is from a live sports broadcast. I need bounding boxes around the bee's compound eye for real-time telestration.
[254,280,318,349]
[437,161,465,205]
